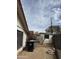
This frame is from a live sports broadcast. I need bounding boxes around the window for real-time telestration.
[44,34,49,39]
[17,30,23,50]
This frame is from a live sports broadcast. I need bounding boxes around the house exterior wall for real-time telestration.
[40,34,53,44]
[39,34,44,44]
[43,34,53,43]
[17,17,27,54]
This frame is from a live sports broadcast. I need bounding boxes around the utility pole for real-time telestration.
[50,9,54,33]
[50,17,53,33]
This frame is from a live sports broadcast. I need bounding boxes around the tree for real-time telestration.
[45,26,61,33]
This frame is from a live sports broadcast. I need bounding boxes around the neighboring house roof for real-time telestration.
[39,32,54,35]
[39,31,60,35]
[17,0,29,34]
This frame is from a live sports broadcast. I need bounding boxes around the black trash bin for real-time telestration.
[26,41,34,52]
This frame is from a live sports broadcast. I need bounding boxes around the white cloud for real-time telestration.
[21,0,61,32]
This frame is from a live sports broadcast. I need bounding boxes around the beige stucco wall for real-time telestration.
[40,34,53,44]
[17,17,27,54]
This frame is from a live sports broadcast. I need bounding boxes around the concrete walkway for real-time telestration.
[17,45,56,59]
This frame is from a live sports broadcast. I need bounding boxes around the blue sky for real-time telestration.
[21,0,61,32]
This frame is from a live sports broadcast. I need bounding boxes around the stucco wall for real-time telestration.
[17,17,27,54]
[40,34,53,44]
[43,35,53,43]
